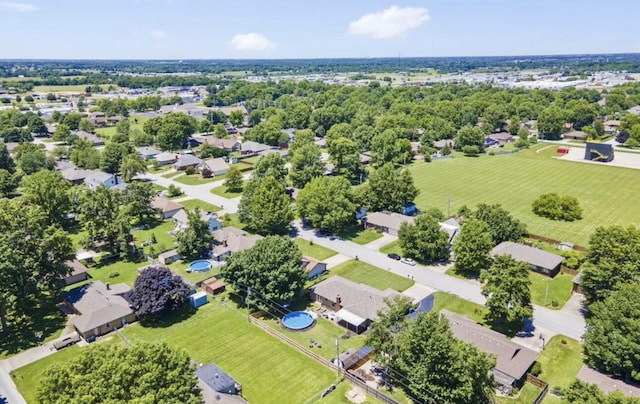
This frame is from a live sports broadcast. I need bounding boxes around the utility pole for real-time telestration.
[335,336,340,377]
[246,287,251,322]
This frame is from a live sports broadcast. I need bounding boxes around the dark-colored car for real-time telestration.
[387,253,401,260]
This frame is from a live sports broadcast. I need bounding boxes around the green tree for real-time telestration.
[252,153,288,183]
[113,118,131,143]
[0,169,17,197]
[532,192,582,221]
[288,142,324,188]
[398,214,450,263]
[0,142,15,173]
[473,203,527,245]
[370,129,412,166]
[20,170,71,225]
[220,236,304,309]
[480,254,533,326]
[565,379,640,403]
[176,208,211,260]
[0,200,73,333]
[52,124,72,143]
[580,225,640,305]
[455,124,485,150]
[583,283,640,383]
[228,109,244,127]
[122,181,155,224]
[328,136,361,180]
[119,153,147,182]
[453,218,493,274]
[365,295,413,362]
[390,312,495,403]
[100,142,132,174]
[223,165,243,192]
[537,105,566,140]
[37,342,201,404]
[70,138,101,169]
[297,176,355,233]
[363,163,418,212]
[239,175,293,235]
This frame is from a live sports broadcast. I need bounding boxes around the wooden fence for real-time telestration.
[526,233,586,252]
[248,316,400,404]
[526,373,549,404]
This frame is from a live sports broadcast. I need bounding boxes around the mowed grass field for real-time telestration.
[408,143,640,246]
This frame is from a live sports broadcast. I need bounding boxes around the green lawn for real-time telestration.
[496,382,541,403]
[180,198,221,213]
[119,302,337,404]
[408,143,640,246]
[379,240,401,255]
[316,380,382,403]
[529,272,574,309]
[330,259,414,292]
[431,291,488,325]
[162,170,183,179]
[86,257,149,287]
[167,261,218,285]
[337,224,383,245]
[219,212,248,230]
[174,174,222,185]
[210,183,244,198]
[536,335,583,395]
[294,238,337,260]
[95,113,149,140]
[131,219,176,255]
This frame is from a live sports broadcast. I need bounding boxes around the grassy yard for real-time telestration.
[330,259,414,292]
[167,261,218,285]
[529,271,574,309]
[316,380,382,403]
[162,170,184,179]
[95,113,149,140]
[379,240,401,255]
[536,335,583,397]
[431,291,488,324]
[119,302,337,404]
[408,143,640,246]
[86,257,149,287]
[210,183,244,198]
[496,382,541,403]
[173,174,222,185]
[294,238,337,260]
[219,212,249,230]
[337,224,383,245]
[180,198,221,213]
[131,219,176,254]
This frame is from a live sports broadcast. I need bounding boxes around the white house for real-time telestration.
[84,171,123,190]
[172,209,221,232]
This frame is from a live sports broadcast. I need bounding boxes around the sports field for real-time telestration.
[408,143,640,246]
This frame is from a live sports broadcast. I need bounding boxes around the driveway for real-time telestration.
[362,233,396,250]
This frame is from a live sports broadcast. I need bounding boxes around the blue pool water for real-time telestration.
[189,260,211,272]
[282,311,314,330]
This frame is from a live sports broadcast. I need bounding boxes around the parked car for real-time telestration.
[387,253,401,260]
[53,334,80,350]
[401,257,416,266]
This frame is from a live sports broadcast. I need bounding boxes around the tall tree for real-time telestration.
[473,203,526,245]
[365,295,413,362]
[252,153,287,183]
[176,208,211,260]
[455,124,485,150]
[127,266,193,317]
[537,105,566,140]
[239,175,293,235]
[0,200,73,333]
[398,214,450,263]
[328,136,361,180]
[288,142,324,188]
[122,181,155,224]
[480,254,533,326]
[223,165,243,192]
[100,142,133,174]
[580,225,640,305]
[37,342,201,404]
[220,236,304,309]
[228,109,244,127]
[370,129,412,167]
[20,170,71,225]
[119,153,147,182]
[583,283,640,383]
[297,176,355,233]
[0,169,17,197]
[452,218,493,274]
[363,163,418,212]
[0,142,15,173]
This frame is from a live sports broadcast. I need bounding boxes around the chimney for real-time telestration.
[334,295,342,311]
[223,239,228,247]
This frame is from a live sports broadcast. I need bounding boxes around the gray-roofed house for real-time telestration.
[61,168,93,185]
[434,139,455,149]
[174,154,203,171]
[173,208,221,232]
[196,136,241,152]
[211,226,263,262]
[309,275,401,334]
[62,281,135,340]
[439,218,461,244]
[63,259,89,286]
[563,130,587,140]
[195,362,245,404]
[487,132,514,144]
[137,146,161,160]
[84,171,123,190]
[75,130,104,146]
[364,211,415,236]
[240,141,273,155]
[491,241,563,276]
[155,152,178,165]
[150,196,184,219]
[158,249,181,265]
[441,310,538,390]
[198,158,230,178]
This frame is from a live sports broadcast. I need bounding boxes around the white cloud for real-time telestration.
[149,30,167,40]
[348,6,429,39]
[0,2,38,12]
[230,32,276,52]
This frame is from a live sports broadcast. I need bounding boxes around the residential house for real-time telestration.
[217,105,248,116]
[198,157,230,178]
[484,136,500,148]
[4,142,19,155]
[195,363,245,404]
[211,226,262,262]
[84,171,123,189]
[309,275,401,334]
[302,257,327,279]
[89,116,106,127]
[439,217,461,244]
[174,154,203,171]
[155,152,178,165]
[75,130,104,146]
[137,146,161,160]
[491,241,563,276]
[603,120,620,135]
[627,105,640,115]
[158,249,181,265]
[62,281,135,340]
[223,123,237,134]
[240,140,273,155]
[487,132,514,144]
[150,196,184,219]
[434,139,455,149]
[440,310,538,390]
[173,208,222,232]
[63,259,89,286]
[564,130,587,140]
[195,136,241,152]
[106,115,125,126]
[44,123,56,136]
[363,211,415,236]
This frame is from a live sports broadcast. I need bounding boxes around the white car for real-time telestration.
[400,257,416,266]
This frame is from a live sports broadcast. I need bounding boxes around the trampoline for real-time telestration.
[189,260,211,272]
[281,311,315,331]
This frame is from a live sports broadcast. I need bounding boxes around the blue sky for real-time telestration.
[1,0,639,59]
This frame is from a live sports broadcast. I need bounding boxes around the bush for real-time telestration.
[551,386,564,396]
[168,184,183,197]
[108,272,120,278]
[551,299,559,308]
[532,192,582,221]
[530,362,542,376]
[514,138,529,148]
[462,145,480,156]
[185,166,196,175]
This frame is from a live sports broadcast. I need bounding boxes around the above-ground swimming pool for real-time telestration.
[281,311,315,330]
[189,260,212,272]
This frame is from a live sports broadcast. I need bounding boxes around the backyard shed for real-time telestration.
[189,291,208,308]
[201,277,226,295]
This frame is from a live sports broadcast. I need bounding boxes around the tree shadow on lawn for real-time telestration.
[0,294,67,357]
[138,304,196,329]
[486,316,526,338]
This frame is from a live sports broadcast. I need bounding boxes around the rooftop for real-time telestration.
[491,241,563,270]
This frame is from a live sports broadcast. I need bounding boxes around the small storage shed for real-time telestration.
[189,291,208,308]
